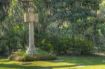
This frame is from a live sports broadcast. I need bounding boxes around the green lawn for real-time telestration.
[0,56,105,69]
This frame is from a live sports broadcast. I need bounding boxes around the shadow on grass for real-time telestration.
[0,56,105,69]
[58,56,105,65]
[0,64,80,69]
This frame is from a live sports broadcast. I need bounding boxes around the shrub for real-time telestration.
[8,50,25,61]
[37,39,53,52]
[71,38,94,55]
[22,54,35,61]
[8,49,57,61]
[23,55,56,61]
[51,37,94,55]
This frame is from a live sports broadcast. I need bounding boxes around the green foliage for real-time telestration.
[0,0,10,21]
[37,38,53,52]
[22,54,56,61]
[8,49,56,61]
[21,54,35,61]
[51,37,94,55]
[13,50,25,56]
[36,36,94,55]
[36,48,49,55]
[0,0,104,56]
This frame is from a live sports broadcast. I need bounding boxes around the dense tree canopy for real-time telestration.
[0,0,105,56]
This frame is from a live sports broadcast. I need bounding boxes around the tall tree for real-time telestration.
[0,0,10,21]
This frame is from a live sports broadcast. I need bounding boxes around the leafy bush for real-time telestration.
[50,37,94,55]
[36,48,49,55]
[8,49,57,61]
[13,50,25,56]
[36,36,94,55]
[8,50,25,61]
[37,39,53,52]
[71,38,94,55]
[22,54,56,61]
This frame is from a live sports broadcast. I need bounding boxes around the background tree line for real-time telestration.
[0,0,105,56]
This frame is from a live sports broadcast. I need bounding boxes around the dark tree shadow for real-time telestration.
[56,56,105,66]
[0,56,105,69]
[0,64,49,69]
[0,64,80,69]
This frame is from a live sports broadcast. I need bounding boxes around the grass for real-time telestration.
[0,56,105,69]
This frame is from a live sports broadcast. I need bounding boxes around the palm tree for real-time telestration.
[0,0,37,56]
[21,0,37,56]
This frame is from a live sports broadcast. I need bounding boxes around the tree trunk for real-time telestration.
[26,22,36,56]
